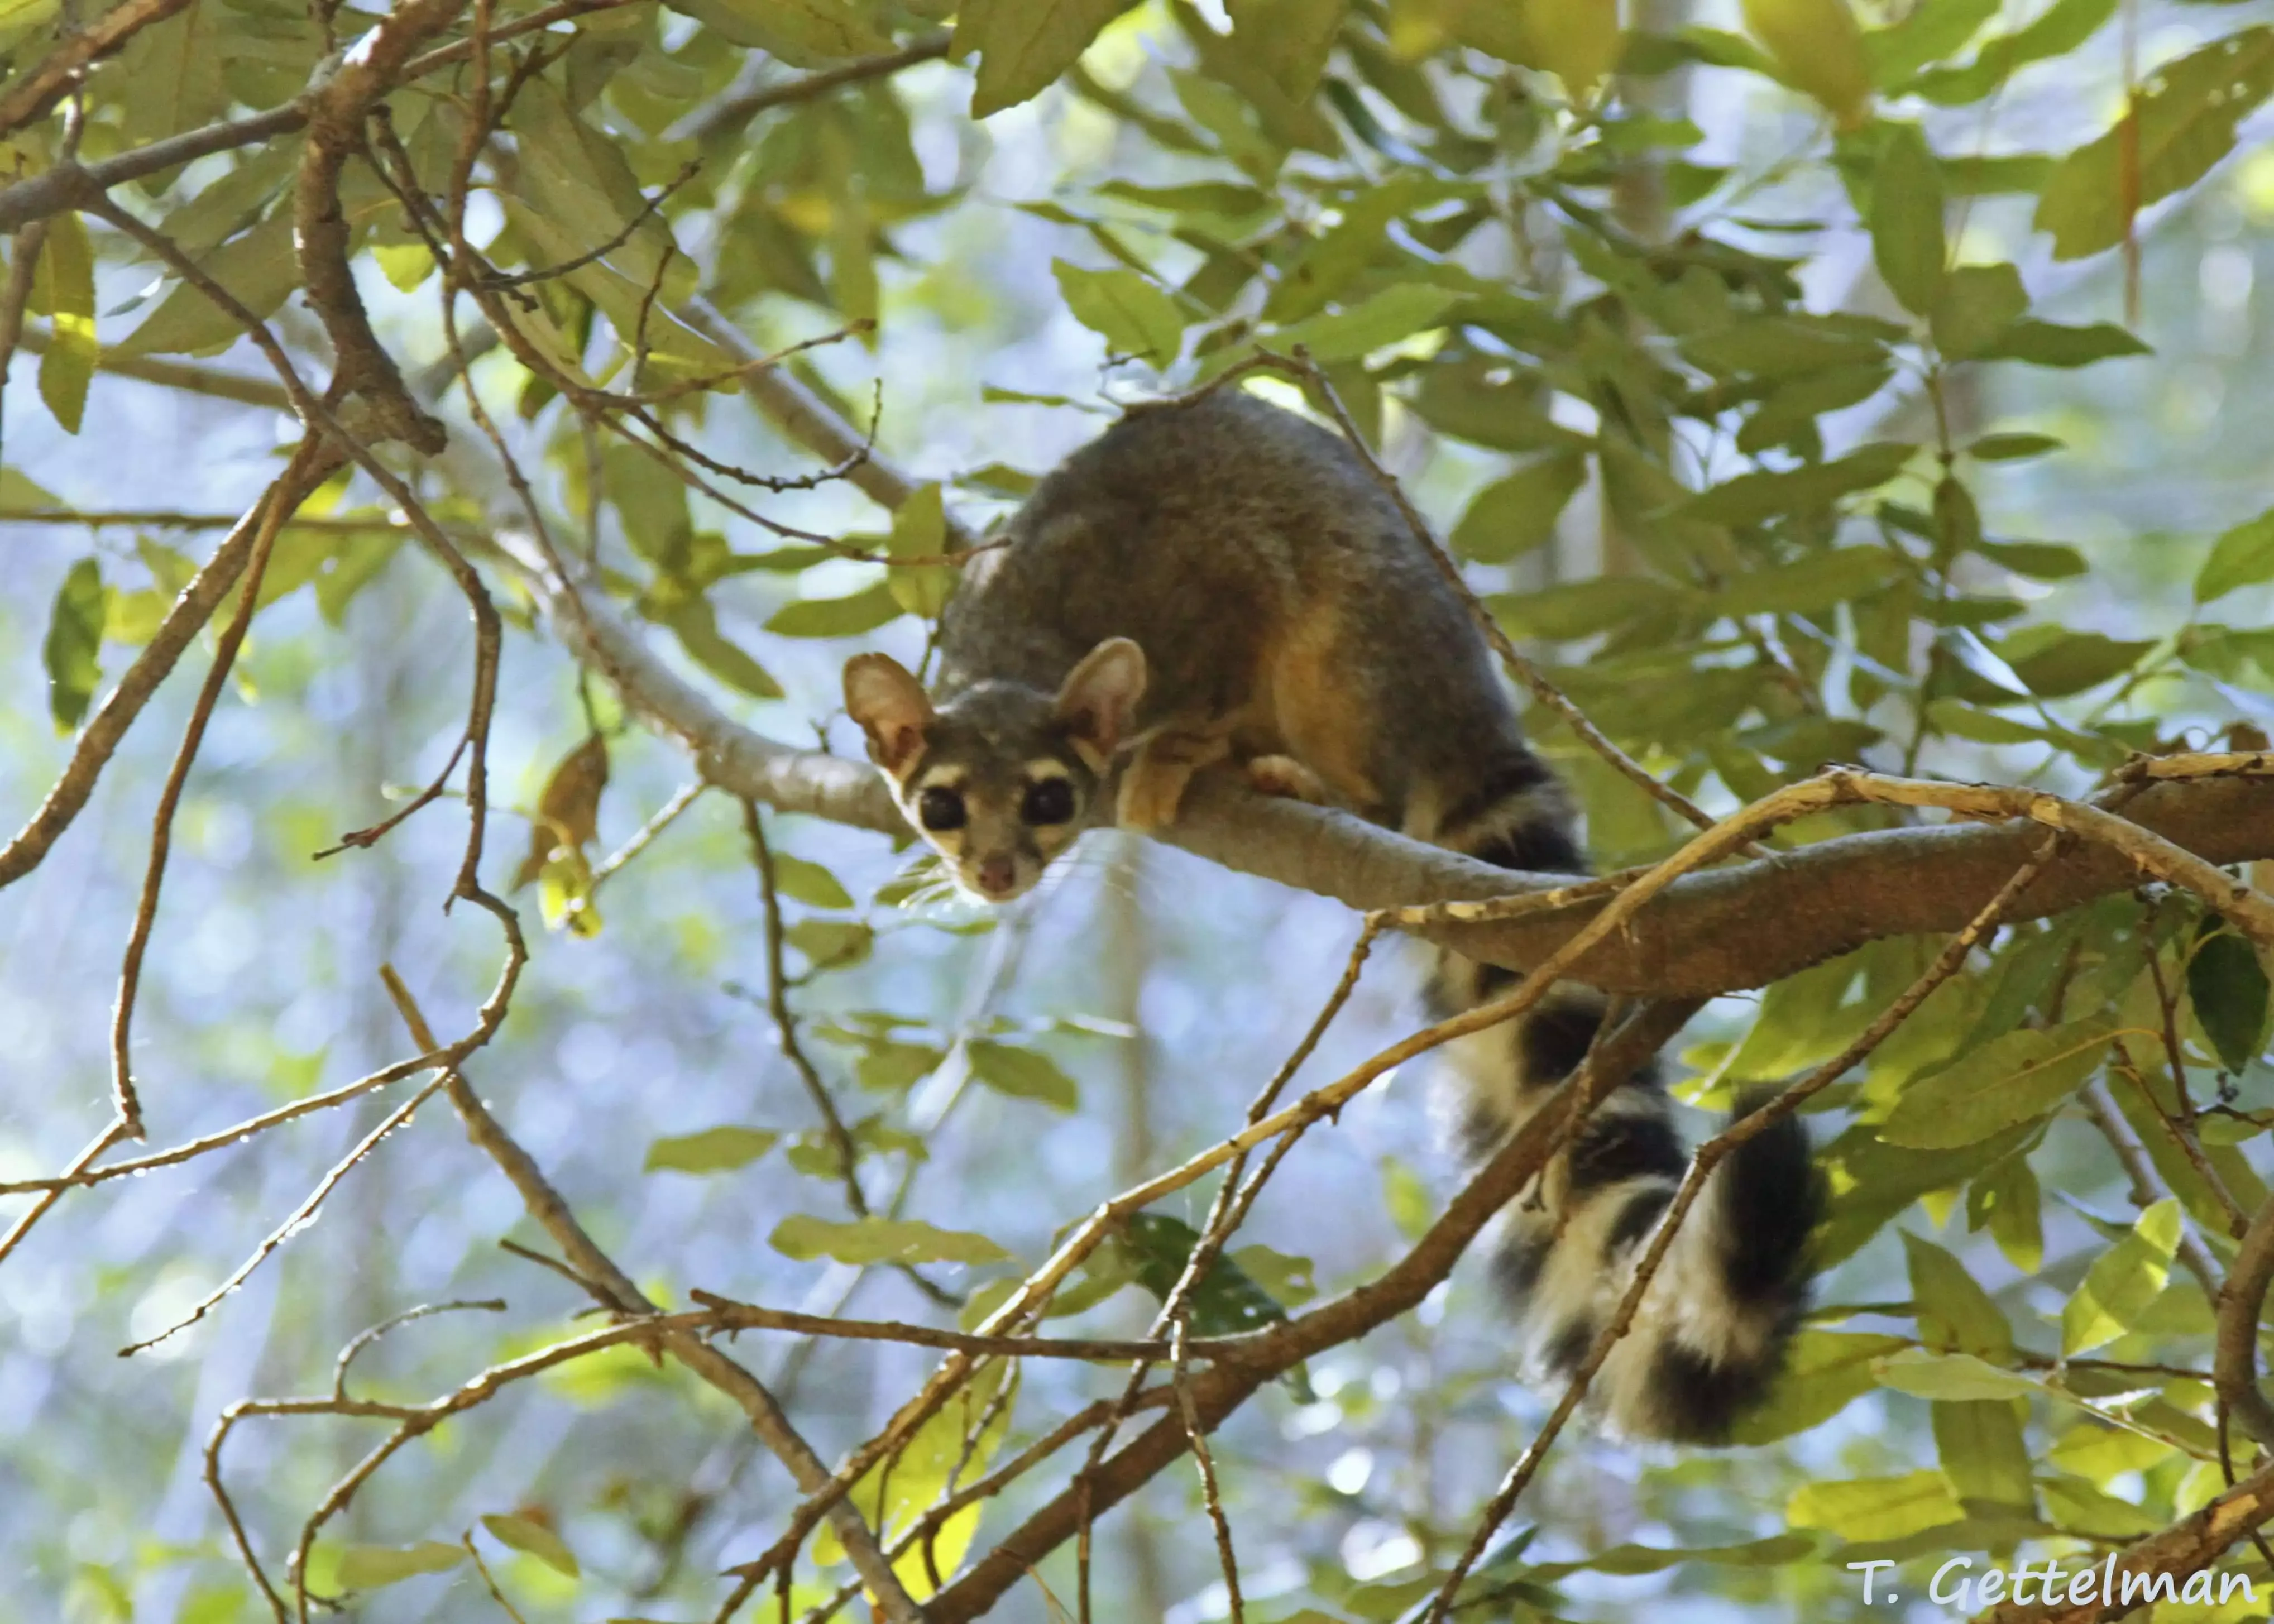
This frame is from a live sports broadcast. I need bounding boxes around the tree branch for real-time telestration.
[495,524,2274,998]
[1981,1458,2274,1621]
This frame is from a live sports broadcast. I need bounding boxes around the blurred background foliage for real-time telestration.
[4,0,2274,1618]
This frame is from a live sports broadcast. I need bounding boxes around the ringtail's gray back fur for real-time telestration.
[844,389,1820,1443]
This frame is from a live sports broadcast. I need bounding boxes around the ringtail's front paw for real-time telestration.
[1115,730,1229,830]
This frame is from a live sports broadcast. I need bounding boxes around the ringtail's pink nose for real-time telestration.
[977,855,1017,896]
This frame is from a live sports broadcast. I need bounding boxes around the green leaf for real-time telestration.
[1449,451,1587,563]
[765,582,903,638]
[1976,539,2087,579]
[36,211,95,434]
[1912,0,2117,105]
[1933,1393,2034,1510]
[966,1041,1079,1112]
[1903,1231,2012,1357]
[769,1214,1013,1266]
[1267,284,1459,362]
[2194,507,2274,603]
[336,1543,467,1589]
[1880,1019,2110,1149]
[1729,1330,1910,1443]
[1967,1153,2043,1272]
[1873,1348,2036,1402]
[2062,1199,2180,1355]
[1968,432,2064,463]
[1741,0,1874,129]
[1114,1211,1290,1336]
[1051,261,1186,363]
[885,483,955,617]
[2190,926,2271,1073]
[651,598,782,699]
[1864,0,1999,86]
[1491,577,1687,640]
[643,1126,781,1175]
[1972,319,2151,368]
[783,919,874,969]
[2036,24,2274,259]
[662,0,888,64]
[44,557,103,731]
[1715,548,1901,617]
[2004,630,2155,697]
[478,1513,580,1578]
[1675,442,1914,526]
[1787,1471,1962,1541]
[957,0,1129,117]
[2038,1476,2158,1540]
[1226,0,1346,102]
[771,852,854,909]
[1870,123,1945,314]
[113,216,300,358]
[1928,261,2027,360]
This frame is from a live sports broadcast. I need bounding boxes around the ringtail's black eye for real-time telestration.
[1022,777,1075,826]
[917,785,966,832]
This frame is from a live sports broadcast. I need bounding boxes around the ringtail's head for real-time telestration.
[842,638,1146,902]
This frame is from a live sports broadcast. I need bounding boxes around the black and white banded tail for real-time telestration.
[1426,758,1821,1444]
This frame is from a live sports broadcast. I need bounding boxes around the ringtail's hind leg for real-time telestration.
[1246,753,1330,803]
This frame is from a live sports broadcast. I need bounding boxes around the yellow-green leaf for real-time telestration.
[769,1214,1013,1266]
[1880,1019,2110,1148]
[478,1513,581,1578]
[1870,123,1945,315]
[1873,1348,2036,1403]
[336,1542,466,1589]
[956,0,1128,117]
[644,1126,781,1174]
[1523,0,1621,97]
[2036,27,2274,260]
[772,852,854,909]
[967,1041,1079,1112]
[2196,507,2274,604]
[2062,1198,2180,1355]
[1741,0,1873,129]
[765,582,903,638]
[1450,451,1587,563]
[1052,261,1186,363]
[36,211,95,434]
[1787,1470,1962,1540]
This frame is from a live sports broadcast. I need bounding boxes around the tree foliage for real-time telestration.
[4,0,2274,1620]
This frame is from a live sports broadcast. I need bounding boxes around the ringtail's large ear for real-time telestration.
[1054,637,1146,769]
[844,653,933,776]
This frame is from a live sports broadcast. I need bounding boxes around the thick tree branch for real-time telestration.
[0,0,195,136]
[496,526,2274,997]
[1981,1458,2274,1621]
[2218,1190,2274,1454]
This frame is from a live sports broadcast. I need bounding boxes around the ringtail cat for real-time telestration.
[842,390,1820,1443]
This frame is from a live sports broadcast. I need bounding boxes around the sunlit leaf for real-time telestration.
[1880,1019,2110,1148]
[966,1041,1079,1111]
[2036,27,2274,260]
[958,0,1129,117]
[44,557,103,732]
[478,1512,581,1578]
[644,1126,781,1174]
[2062,1198,2180,1355]
[336,1542,466,1589]
[769,1214,1013,1266]
[35,211,95,434]
[1740,0,1873,129]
